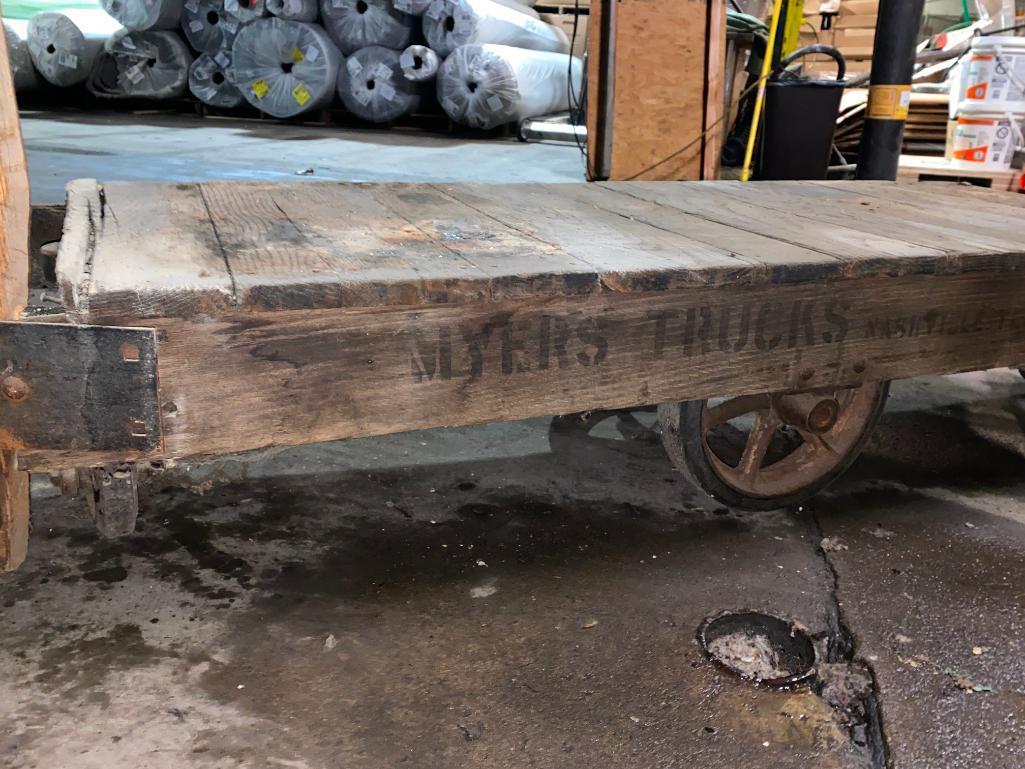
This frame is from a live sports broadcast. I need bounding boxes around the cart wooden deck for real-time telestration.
[34,177,1025,473]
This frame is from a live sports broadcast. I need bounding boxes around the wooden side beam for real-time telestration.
[0,21,32,571]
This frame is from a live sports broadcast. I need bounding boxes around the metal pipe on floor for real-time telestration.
[519,118,586,144]
[855,0,926,180]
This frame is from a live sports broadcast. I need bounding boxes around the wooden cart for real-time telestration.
[3,174,1025,571]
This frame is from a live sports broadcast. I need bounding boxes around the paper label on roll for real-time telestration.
[486,95,502,111]
[394,0,411,9]
[441,95,458,114]
[354,87,372,105]
[372,62,392,81]
[222,17,239,31]
[305,45,319,62]
[225,0,239,11]
[190,19,205,31]
[347,57,363,76]
[124,64,145,83]
[215,51,231,67]
[400,51,414,69]
[57,52,78,69]
[292,82,312,106]
[251,79,269,98]
[426,0,443,19]
[378,81,395,101]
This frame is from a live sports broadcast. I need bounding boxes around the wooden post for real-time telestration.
[586,0,728,181]
[0,21,32,571]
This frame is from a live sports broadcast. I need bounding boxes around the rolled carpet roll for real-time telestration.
[27,9,123,87]
[181,0,243,54]
[423,0,568,57]
[232,18,341,117]
[337,45,421,122]
[101,0,182,31]
[399,44,439,82]
[436,43,581,129]
[189,50,245,107]
[225,0,269,24]
[319,0,415,55]
[87,29,193,98]
[266,0,319,22]
[4,19,40,93]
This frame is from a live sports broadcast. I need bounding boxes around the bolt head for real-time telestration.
[1,376,29,402]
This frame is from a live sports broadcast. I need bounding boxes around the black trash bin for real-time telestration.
[757,45,847,180]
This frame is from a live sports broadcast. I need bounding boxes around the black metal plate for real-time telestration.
[0,322,160,452]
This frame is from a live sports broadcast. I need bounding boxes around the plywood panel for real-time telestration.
[586,0,725,181]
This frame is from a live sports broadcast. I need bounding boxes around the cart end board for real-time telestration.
[0,23,30,571]
[34,178,1025,469]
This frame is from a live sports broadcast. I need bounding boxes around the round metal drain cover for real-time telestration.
[699,611,816,687]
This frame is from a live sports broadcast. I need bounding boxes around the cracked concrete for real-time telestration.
[4,370,1025,768]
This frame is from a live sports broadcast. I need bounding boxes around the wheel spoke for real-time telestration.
[738,411,776,480]
[795,426,839,455]
[704,394,772,428]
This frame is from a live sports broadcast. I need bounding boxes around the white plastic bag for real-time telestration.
[399,44,440,82]
[189,49,245,106]
[436,43,581,129]
[181,0,244,54]
[87,29,193,98]
[101,0,182,32]
[232,18,341,117]
[267,0,319,22]
[319,0,415,55]
[27,9,123,87]
[423,0,568,57]
[4,19,39,92]
[337,44,421,121]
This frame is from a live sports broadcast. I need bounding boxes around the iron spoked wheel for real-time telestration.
[658,382,890,511]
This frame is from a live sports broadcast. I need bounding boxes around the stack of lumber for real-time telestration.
[799,0,877,79]
[834,89,949,158]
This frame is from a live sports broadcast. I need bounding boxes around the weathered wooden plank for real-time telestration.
[601,182,951,275]
[369,184,601,301]
[434,183,758,291]
[201,181,492,311]
[811,181,1025,233]
[714,181,1025,260]
[58,180,237,322]
[0,21,30,571]
[20,269,1025,470]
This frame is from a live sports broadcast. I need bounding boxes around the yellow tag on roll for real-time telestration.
[292,82,311,106]
[291,46,305,63]
[866,84,911,120]
[251,79,269,99]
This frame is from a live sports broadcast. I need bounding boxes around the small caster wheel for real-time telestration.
[658,382,890,511]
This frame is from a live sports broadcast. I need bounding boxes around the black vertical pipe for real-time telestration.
[856,0,926,180]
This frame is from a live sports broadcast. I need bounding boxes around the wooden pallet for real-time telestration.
[898,155,1023,191]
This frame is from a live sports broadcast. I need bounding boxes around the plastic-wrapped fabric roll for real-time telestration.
[27,10,123,87]
[437,43,581,129]
[4,19,40,92]
[225,0,269,24]
[491,0,539,17]
[87,29,193,98]
[181,0,243,54]
[423,0,567,57]
[391,0,431,15]
[337,45,420,122]
[101,0,181,31]
[232,18,340,117]
[266,0,318,22]
[319,0,415,55]
[399,44,439,82]
[189,49,244,106]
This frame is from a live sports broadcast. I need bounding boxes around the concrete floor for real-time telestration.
[4,112,1025,769]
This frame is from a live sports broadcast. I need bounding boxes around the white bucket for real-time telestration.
[959,36,1025,112]
[950,106,1024,171]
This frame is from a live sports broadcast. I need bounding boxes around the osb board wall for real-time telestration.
[586,0,725,181]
